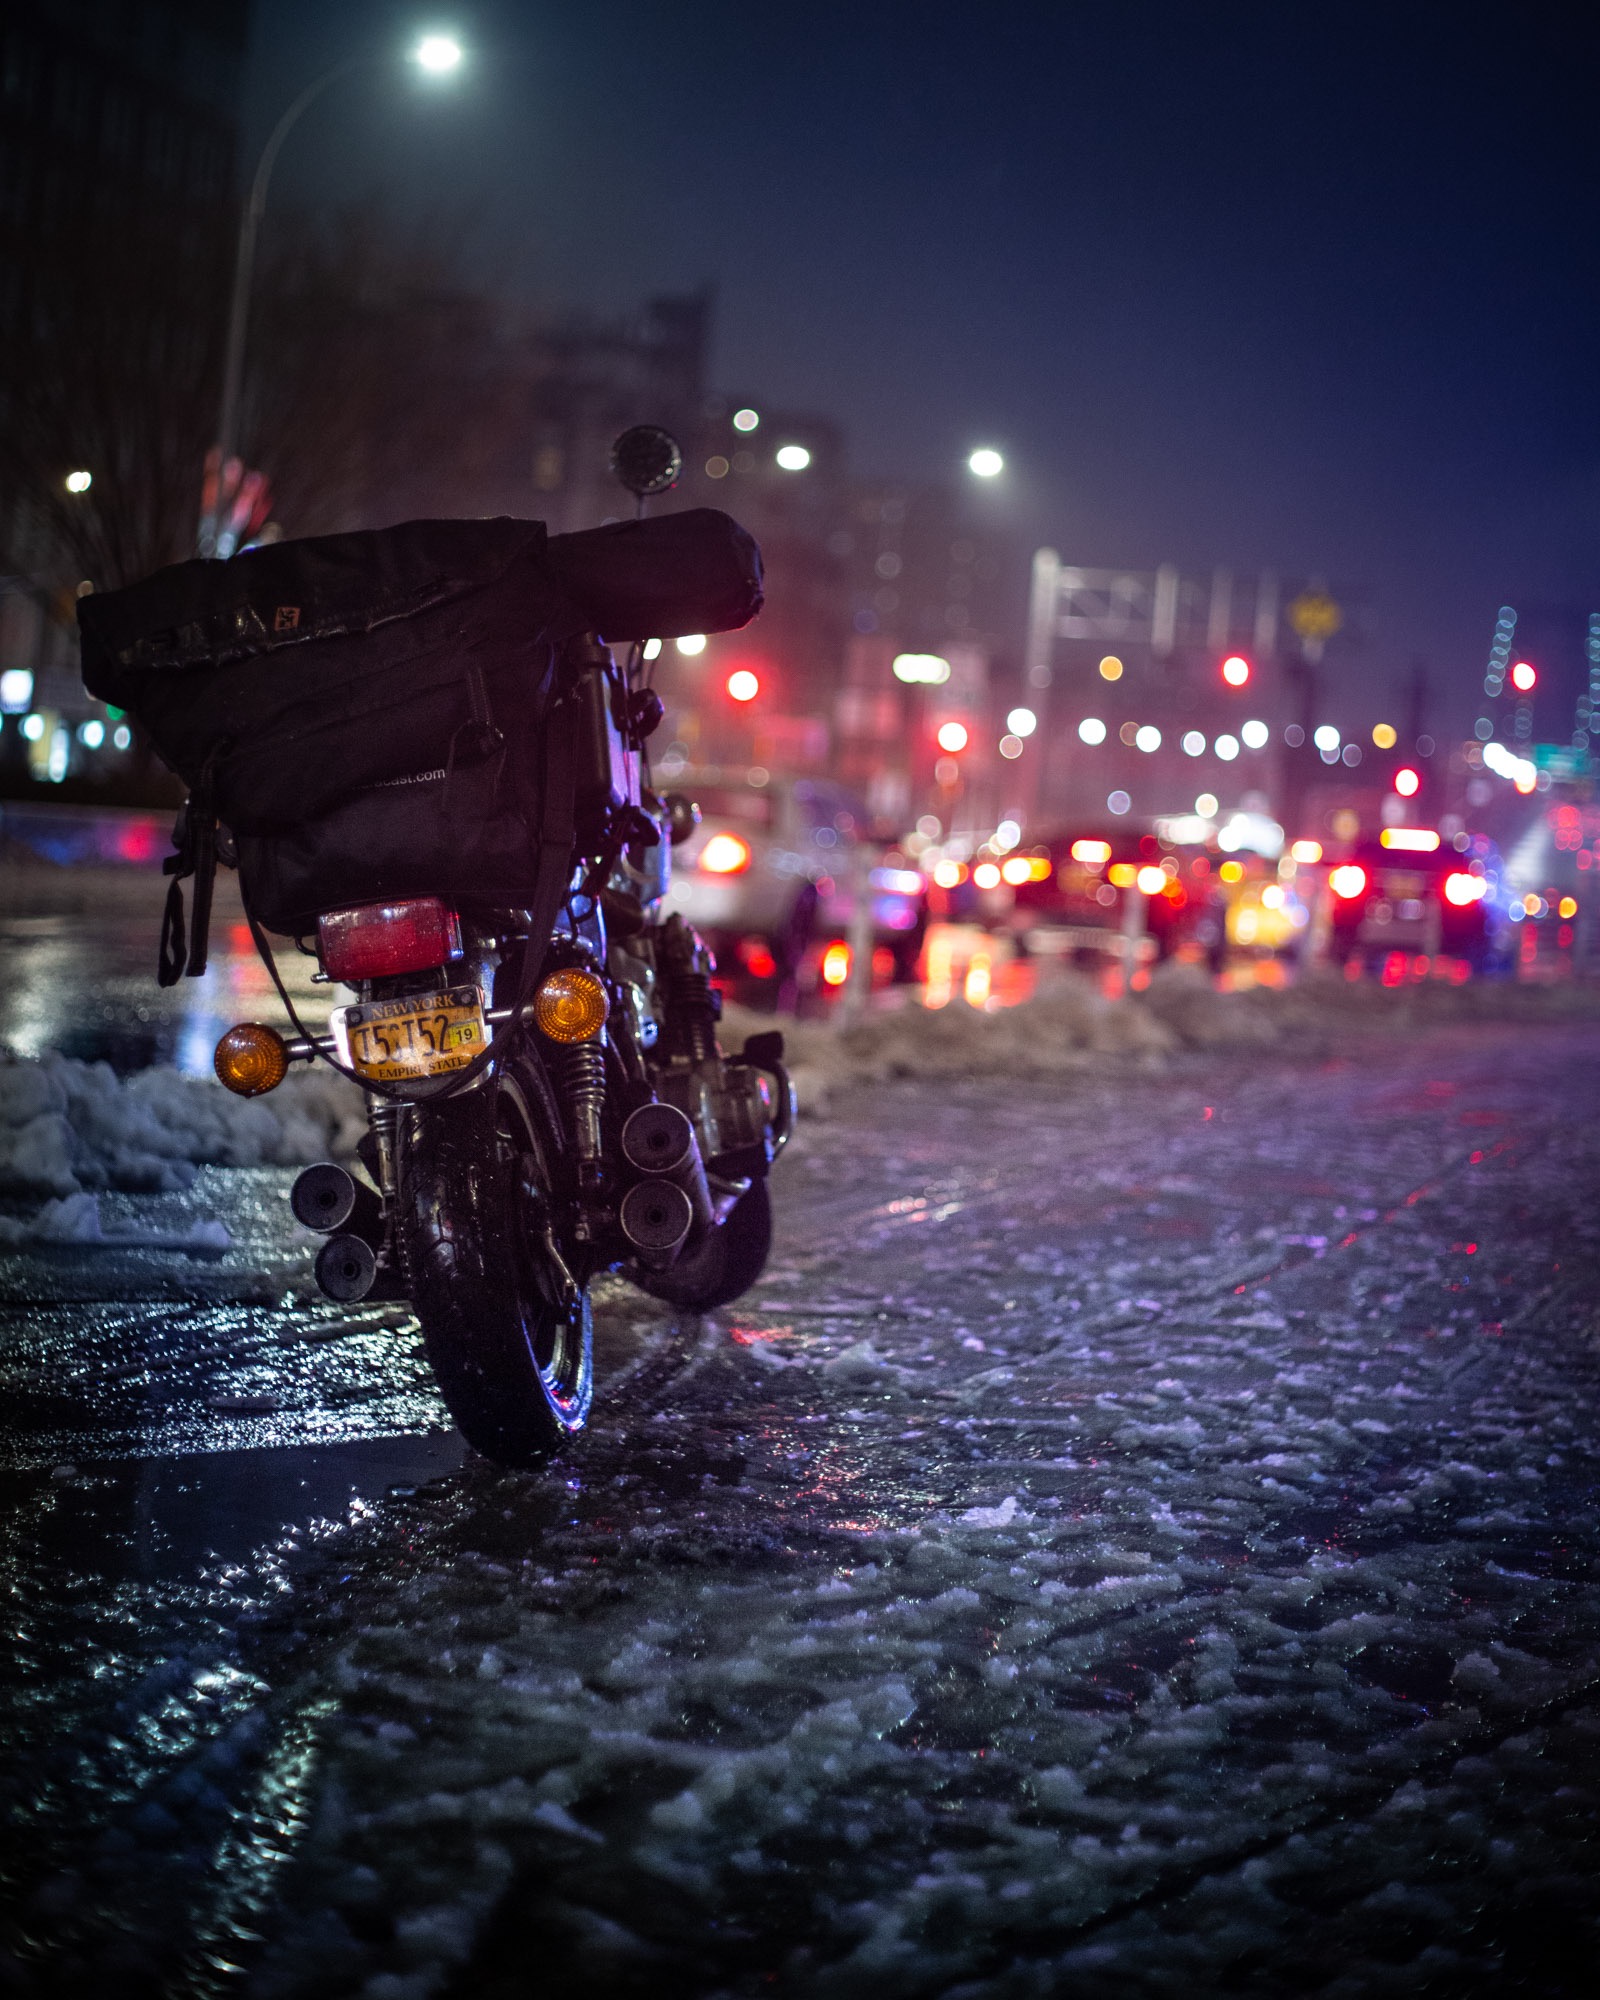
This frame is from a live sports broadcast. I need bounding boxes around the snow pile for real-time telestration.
[728,966,1600,1114]
[0,1189,231,1253]
[0,1051,365,1198]
[1151,960,1600,1048]
[725,977,1174,1115]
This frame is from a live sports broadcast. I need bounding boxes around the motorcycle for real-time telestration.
[146,429,792,1464]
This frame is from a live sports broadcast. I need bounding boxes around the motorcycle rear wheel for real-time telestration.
[398,1059,592,1464]
[627,1175,772,1313]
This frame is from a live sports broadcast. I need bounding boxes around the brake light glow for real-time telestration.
[1328,864,1368,900]
[698,832,752,875]
[318,898,461,982]
[1380,827,1441,852]
[1071,839,1112,865]
[820,940,851,986]
[1443,872,1488,907]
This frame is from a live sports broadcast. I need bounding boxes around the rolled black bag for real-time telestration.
[546,508,763,642]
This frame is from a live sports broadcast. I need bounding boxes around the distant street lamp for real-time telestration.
[967,447,1004,478]
[202,33,464,554]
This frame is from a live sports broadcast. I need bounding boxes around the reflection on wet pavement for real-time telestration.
[0,870,332,1077]
[4,1018,1600,1994]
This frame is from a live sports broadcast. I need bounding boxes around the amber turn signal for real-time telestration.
[215,1022,290,1096]
[532,968,609,1044]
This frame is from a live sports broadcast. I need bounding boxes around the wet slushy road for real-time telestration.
[5,944,1600,1992]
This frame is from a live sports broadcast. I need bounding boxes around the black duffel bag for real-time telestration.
[77,508,762,978]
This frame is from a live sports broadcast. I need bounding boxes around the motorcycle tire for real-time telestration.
[627,1175,772,1313]
[398,1057,592,1464]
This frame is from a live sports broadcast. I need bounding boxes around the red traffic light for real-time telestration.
[936,720,970,754]
[1510,660,1537,693]
[725,668,760,703]
[1394,766,1420,797]
[1220,655,1251,687]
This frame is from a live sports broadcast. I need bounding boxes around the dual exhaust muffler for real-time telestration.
[294,1100,713,1296]
[292,1162,386,1302]
[617,1102,711,1267]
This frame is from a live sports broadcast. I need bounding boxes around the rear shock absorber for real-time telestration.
[366,1098,407,1200]
[561,1038,607,1205]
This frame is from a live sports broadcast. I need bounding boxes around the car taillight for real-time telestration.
[1328,864,1368,901]
[318,898,462,982]
[698,832,752,875]
[1443,872,1488,907]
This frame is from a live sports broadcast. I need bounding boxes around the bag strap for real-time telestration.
[441,657,508,815]
[157,749,222,987]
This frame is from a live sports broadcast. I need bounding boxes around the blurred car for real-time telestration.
[1005,830,1196,960]
[1221,868,1311,959]
[1324,833,1510,972]
[660,770,926,991]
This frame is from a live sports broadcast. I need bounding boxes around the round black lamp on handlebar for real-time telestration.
[611,425,683,498]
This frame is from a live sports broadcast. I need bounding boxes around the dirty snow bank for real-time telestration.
[0,1051,365,1198]
[724,977,1173,1115]
[0,1189,231,1252]
[727,966,1600,1114]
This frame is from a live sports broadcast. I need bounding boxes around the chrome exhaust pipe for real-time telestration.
[314,1231,378,1303]
[291,1162,383,1241]
[620,1102,712,1232]
[619,1179,694,1267]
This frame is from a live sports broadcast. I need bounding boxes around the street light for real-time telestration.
[202,34,465,554]
[415,33,464,73]
[968,448,1004,478]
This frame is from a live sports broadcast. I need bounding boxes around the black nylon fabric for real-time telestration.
[237,752,553,937]
[79,518,549,675]
[78,520,572,834]
[78,510,761,832]
[77,510,762,965]
[546,509,763,641]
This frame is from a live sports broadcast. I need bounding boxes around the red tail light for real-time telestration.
[1328,864,1368,901]
[698,832,752,875]
[1443,872,1488,907]
[318,899,462,982]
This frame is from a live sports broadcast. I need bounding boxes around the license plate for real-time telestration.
[332,984,487,1083]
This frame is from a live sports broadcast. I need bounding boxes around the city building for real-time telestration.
[0,0,250,793]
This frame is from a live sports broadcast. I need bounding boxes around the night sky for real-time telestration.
[246,2,1600,739]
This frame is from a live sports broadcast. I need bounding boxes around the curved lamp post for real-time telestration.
[201,34,463,554]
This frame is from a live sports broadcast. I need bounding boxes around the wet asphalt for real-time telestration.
[4,872,1600,1997]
